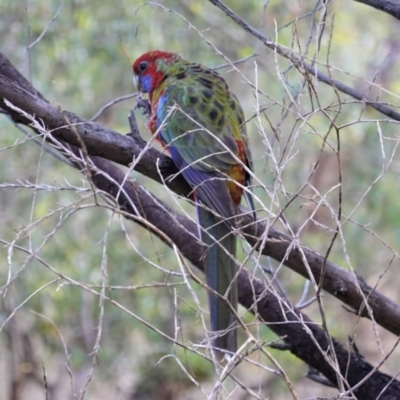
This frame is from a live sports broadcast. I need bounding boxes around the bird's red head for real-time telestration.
[132,50,181,94]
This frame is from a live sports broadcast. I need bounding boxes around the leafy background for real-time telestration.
[1,0,400,398]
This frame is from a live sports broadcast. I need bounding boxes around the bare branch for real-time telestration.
[208,0,400,121]
[2,50,400,398]
[354,0,400,20]
[1,51,400,339]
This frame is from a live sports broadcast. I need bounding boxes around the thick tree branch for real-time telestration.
[85,155,400,399]
[0,57,189,197]
[2,51,400,397]
[354,0,400,20]
[1,51,400,339]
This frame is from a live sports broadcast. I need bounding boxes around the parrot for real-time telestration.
[132,50,254,356]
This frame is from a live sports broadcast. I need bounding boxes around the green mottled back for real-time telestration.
[133,50,255,356]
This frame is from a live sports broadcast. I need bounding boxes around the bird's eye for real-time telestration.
[138,61,148,73]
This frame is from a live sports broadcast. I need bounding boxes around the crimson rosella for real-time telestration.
[132,50,254,355]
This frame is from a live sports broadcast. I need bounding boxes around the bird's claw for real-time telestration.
[135,96,151,118]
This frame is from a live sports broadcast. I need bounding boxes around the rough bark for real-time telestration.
[1,52,400,398]
[354,0,400,20]
[1,52,400,338]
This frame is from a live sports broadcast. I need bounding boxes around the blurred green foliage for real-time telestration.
[1,0,400,398]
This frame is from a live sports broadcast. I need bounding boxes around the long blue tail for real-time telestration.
[198,206,238,356]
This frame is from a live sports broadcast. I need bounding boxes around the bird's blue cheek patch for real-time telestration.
[140,75,152,93]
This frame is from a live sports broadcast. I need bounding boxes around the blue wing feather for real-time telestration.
[153,70,245,355]
[156,89,236,220]
[168,147,234,220]
[156,89,238,173]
